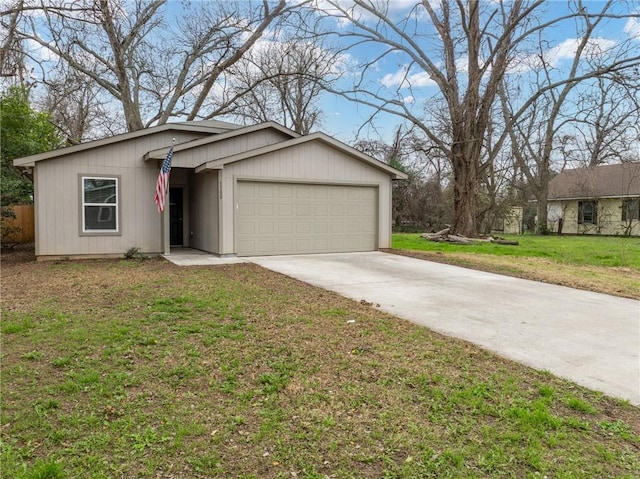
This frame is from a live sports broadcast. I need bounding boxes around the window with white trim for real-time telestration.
[622,198,640,221]
[82,177,119,232]
[578,200,597,225]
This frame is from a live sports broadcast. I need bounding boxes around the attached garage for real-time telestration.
[236,181,377,256]
[195,130,407,257]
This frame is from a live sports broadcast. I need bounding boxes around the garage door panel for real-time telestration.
[259,204,274,216]
[239,203,255,216]
[330,222,345,233]
[296,238,311,251]
[239,184,255,197]
[237,182,377,256]
[257,185,274,198]
[345,238,362,249]
[296,186,311,198]
[238,222,255,235]
[296,222,311,233]
[279,239,294,251]
[258,223,274,234]
[346,221,362,233]
[346,205,361,216]
[312,188,328,199]
[349,190,362,200]
[313,221,329,233]
[363,221,376,233]
[278,186,293,198]
[330,205,344,215]
[312,238,329,250]
[277,222,293,234]
[278,204,293,216]
[296,204,310,215]
[331,189,346,199]
[314,205,328,216]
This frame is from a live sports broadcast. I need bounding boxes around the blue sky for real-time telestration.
[310,0,640,144]
[12,0,640,145]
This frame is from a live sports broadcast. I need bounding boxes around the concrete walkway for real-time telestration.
[249,251,640,406]
[163,248,248,266]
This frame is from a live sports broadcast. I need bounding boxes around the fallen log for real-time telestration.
[490,238,520,245]
[420,231,519,245]
[447,234,474,245]
[420,228,450,241]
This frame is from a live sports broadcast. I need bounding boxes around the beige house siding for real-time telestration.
[217,141,393,255]
[547,198,640,235]
[188,170,219,253]
[23,123,404,259]
[171,129,293,169]
[34,131,202,257]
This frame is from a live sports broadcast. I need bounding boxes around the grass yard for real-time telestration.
[1,252,639,478]
[391,234,640,300]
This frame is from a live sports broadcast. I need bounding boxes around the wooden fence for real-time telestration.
[2,205,35,244]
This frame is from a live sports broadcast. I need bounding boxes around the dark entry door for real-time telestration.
[169,187,183,246]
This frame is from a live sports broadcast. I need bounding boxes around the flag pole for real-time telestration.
[159,139,176,256]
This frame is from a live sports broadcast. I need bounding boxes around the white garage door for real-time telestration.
[237,181,377,256]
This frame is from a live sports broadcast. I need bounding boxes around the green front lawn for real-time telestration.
[2,257,639,478]
[392,233,640,269]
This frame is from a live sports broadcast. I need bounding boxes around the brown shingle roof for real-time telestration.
[548,163,640,200]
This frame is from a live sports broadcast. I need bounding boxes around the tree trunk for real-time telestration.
[122,99,144,132]
[451,151,478,237]
[536,178,549,234]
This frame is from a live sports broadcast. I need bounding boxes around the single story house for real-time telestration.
[546,163,640,236]
[13,121,407,260]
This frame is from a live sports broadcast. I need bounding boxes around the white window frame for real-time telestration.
[80,175,121,235]
[622,198,640,222]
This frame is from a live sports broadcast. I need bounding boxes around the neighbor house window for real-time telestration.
[82,176,119,233]
[578,200,597,225]
[622,198,640,221]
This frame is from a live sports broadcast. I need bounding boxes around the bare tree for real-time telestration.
[0,0,29,85]
[37,65,123,143]
[354,126,452,231]
[223,35,342,134]
[499,4,640,233]
[4,0,301,132]
[306,0,640,236]
[572,75,640,166]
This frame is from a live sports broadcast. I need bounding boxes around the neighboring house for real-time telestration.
[13,121,407,260]
[547,163,640,236]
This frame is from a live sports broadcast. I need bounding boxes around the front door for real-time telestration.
[169,187,184,246]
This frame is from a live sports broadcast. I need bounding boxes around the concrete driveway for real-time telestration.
[249,251,640,406]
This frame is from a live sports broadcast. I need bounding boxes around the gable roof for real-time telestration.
[548,163,640,200]
[194,132,408,180]
[143,122,299,161]
[13,120,240,167]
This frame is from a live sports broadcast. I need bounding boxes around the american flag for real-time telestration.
[154,145,173,212]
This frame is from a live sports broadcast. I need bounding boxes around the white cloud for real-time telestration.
[312,0,440,29]
[455,57,469,73]
[403,95,415,104]
[381,65,436,88]
[509,37,618,73]
[26,39,59,62]
[623,17,640,40]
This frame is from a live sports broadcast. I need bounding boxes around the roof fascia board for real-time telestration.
[195,164,223,174]
[549,194,640,201]
[198,132,409,180]
[13,122,235,167]
[144,122,299,161]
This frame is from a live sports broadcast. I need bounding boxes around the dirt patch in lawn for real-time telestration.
[387,249,640,300]
[2,248,639,478]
